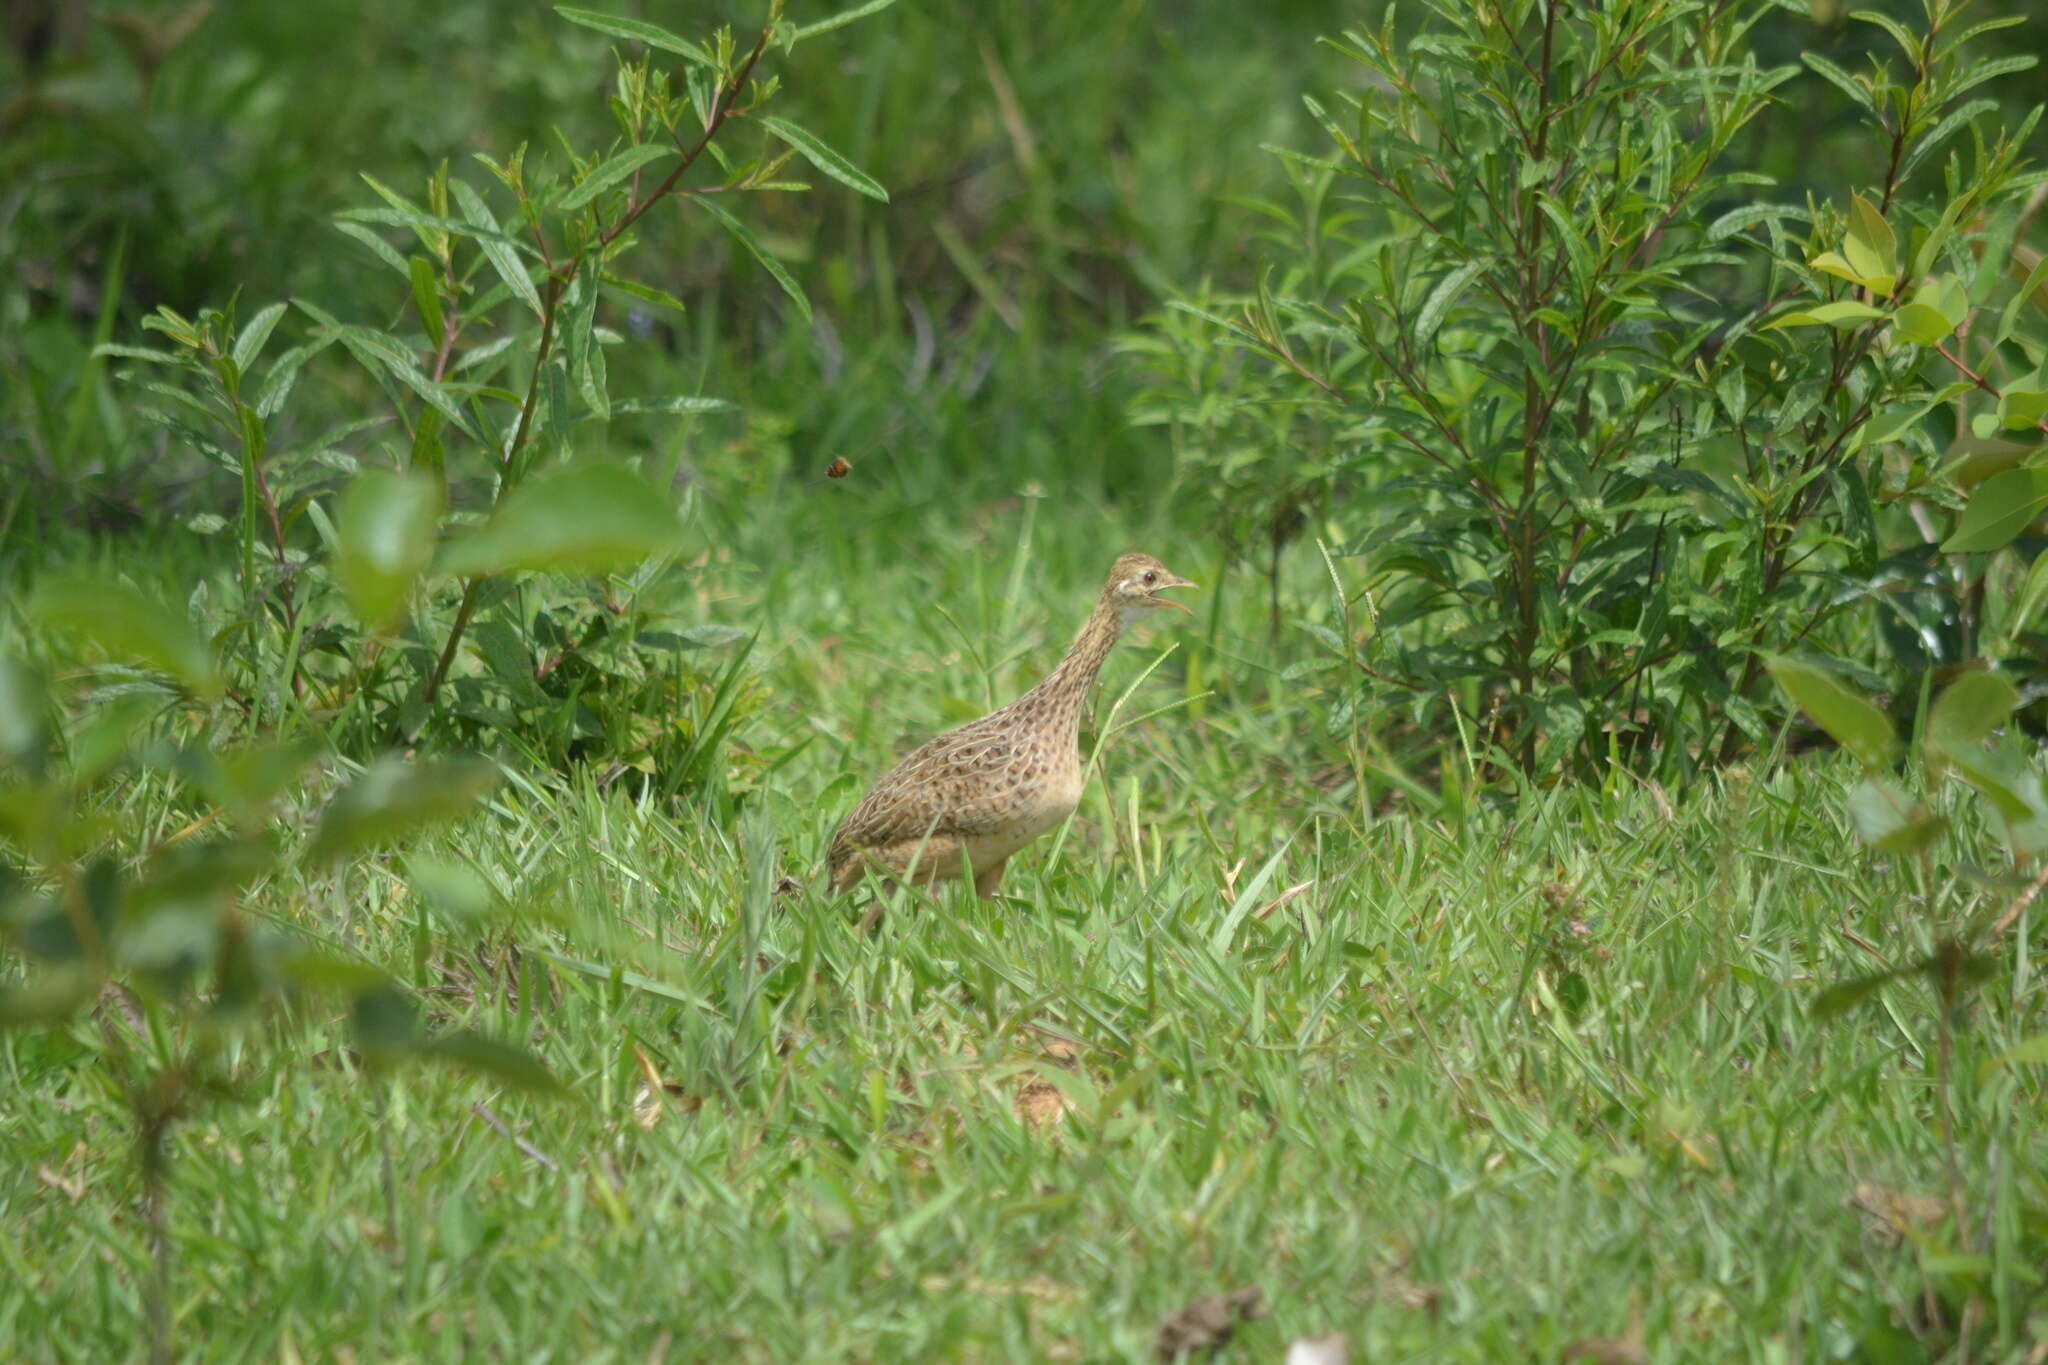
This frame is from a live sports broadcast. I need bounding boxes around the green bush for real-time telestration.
[50,1,905,783]
[1138,0,2047,782]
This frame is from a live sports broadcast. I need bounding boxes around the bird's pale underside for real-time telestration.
[826,551,1195,898]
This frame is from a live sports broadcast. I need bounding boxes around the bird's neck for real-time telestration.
[1016,598,1127,739]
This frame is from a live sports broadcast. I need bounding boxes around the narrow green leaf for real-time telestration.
[335,469,445,634]
[1907,97,2005,187]
[358,171,427,220]
[89,344,185,366]
[602,273,688,316]
[1941,466,2048,552]
[553,6,712,65]
[410,405,445,477]
[795,0,899,39]
[557,142,675,213]
[756,116,888,201]
[1413,257,1490,351]
[451,179,542,317]
[409,257,445,345]
[1210,845,1290,954]
[696,197,812,323]
[1764,655,1895,769]
[1852,8,1922,60]
[296,304,477,439]
[333,220,412,277]
[1705,201,1807,242]
[1999,548,2048,644]
[529,946,712,1009]
[1802,51,1878,117]
[1765,300,1884,330]
[239,406,266,468]
[1843,193,1897,294]
[337,206,524,249]
[255,335,338,419]
[541,357,571,467]
[1940,53,2039,105]
[2005,245,2048,339]
[436,461,687,577]
[639,624,748,650]
[568,258,608,420]
[230,302,289,374]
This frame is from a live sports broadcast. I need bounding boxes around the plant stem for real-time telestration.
[414,19,777,719]
[137,1090,173,1365]
[1934,972,1972,1252]
[415,267,564,718]
[374,1079,401,1263]
[1936,342,2048,437]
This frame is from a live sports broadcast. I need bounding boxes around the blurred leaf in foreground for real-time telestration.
[307,756,499,865]
[1764,656,1895,770]
[336,469,444,634]
[436,463,686,578]
[30,577,223,700]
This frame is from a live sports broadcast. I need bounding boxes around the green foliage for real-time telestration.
[0,621,558,1361]
[1138,0,2048,780]
[46,1,908,780]
[1767,653,2048,1342]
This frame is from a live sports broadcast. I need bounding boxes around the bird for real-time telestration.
[826,551,1197,899]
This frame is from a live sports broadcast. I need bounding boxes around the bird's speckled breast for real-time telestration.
[964,766,1083,867]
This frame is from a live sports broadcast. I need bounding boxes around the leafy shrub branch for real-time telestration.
[93,0,893,776]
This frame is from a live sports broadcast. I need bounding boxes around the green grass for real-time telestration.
[5,520,2045,1360]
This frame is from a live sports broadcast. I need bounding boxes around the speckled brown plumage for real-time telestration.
[827,552,1196,898]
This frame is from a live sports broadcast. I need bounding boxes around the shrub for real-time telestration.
[1137,0,2047,783]
[72,1,892,785]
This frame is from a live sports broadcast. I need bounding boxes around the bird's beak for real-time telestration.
[1155,574,1199,614]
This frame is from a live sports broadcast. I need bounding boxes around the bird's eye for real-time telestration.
[1143,571,1158,585]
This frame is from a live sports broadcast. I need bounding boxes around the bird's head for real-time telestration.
[1104,552,1198,619]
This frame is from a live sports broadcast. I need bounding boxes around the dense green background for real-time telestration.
[7,0,1347,518]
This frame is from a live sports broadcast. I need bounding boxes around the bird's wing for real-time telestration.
[830,726,1023,851]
